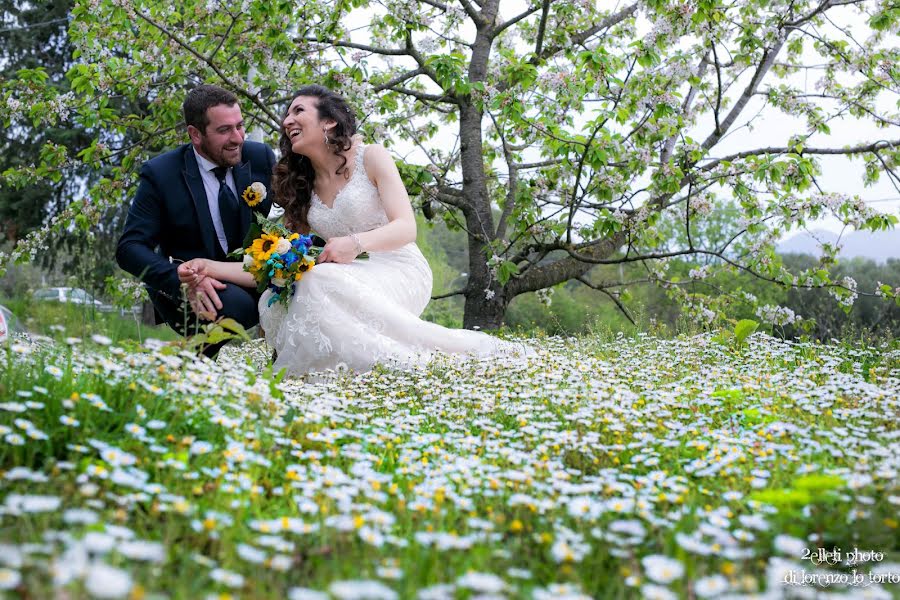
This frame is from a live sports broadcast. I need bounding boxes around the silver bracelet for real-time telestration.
[349,233,364,255]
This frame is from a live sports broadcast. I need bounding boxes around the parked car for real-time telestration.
[33,287,104,308]
[114,303,144,316]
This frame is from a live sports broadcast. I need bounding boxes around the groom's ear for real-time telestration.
[187,125,203,146]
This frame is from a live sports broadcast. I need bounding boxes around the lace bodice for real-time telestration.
[308,145,389,240]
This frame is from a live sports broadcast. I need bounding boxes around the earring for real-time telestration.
[323,129,330,146]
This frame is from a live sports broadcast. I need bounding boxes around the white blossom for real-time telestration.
[756,304,798,327]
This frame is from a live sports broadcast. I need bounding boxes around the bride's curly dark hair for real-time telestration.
[272,85,357,232]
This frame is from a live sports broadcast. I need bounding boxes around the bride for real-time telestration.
[178,85,524,376]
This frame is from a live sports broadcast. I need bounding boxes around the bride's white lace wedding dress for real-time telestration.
[259,145,525,376]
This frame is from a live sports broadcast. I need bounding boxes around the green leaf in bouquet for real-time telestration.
[241,220,264,250]
[255,212,291,237]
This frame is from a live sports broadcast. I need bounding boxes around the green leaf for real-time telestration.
[216,318,251,340]
[712,331,733,346]
[868,12,892,31]
[733,319,759,346]
[793,474,844,494]
[711,388,743,400]
[497,261,519,285]
[241,222,263,251]
[750,488,812,509]
[741,408,762,424]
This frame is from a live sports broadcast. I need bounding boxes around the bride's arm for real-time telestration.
[317,144,416,263]
[178,258,255,288]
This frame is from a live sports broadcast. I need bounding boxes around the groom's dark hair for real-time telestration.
[183,85,239,133]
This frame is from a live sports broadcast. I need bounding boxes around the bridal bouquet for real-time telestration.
[237,214,317,307]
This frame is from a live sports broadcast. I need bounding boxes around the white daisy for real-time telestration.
[642,554,684,584]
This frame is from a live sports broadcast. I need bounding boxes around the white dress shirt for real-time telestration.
[193,148,239,254]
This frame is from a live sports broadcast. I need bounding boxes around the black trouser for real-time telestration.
[151,284,260,357]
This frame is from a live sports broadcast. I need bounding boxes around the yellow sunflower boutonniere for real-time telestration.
[242,182,267,207]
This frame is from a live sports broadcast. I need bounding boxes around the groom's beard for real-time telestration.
[200,137,242,168]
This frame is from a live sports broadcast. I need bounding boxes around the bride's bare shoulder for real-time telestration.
[360,142,393,164]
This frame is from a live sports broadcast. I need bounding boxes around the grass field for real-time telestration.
[0,297,181,346]
[0,329,898,599]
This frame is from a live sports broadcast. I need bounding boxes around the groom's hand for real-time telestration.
[178,258,225,321]
[188,276,225,320]
[178,260,225,320]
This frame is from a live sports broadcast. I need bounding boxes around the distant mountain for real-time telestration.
[777,229,900,263]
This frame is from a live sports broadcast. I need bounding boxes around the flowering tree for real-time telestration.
[2,0,898,328]
[0,0,89,242]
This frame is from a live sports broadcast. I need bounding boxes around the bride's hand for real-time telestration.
[177,259,209,284]
[317,236,359,264]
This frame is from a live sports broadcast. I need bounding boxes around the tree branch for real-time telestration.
[711,43,723,135]
[438,183,464,197]
[784,0,862,28]
[458,0,488,26]
[871,149,900,195]
[208,14,238,65]
[374,67,427,92]
[403,30,449,92]
[494,3,544,37]
[134,10,280,125]
[576,276,636,325]
[760,91,900,128]
[488,112,517,242]
[390,86,459,104]
[532,0,551,56]
[494,3,639,95]
[566,119,606,243]
[517,158,564,169]
[506,231,627,296]
[568,3,639,48]
[435,191,465,207]
[661,51,711,166]
[302,38,410,55]
[432,288,467,300]
[701,138,900,173]
[700,36,786,152]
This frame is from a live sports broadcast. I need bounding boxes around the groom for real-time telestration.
[116,84,275,355]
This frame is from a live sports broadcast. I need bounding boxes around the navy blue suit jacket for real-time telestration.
[116,141,275,299]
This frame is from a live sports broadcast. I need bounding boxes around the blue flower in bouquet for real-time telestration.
[282,250,300,268]
[292,235,313,252]
[242,220,318,307]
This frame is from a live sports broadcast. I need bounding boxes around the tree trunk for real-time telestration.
[458,96,501,330]
[463,290,508,330]
[458,6,512,331]
[141,300,156,326]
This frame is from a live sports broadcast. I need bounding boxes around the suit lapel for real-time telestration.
[182,148,218,258]
[232,159,253,237]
